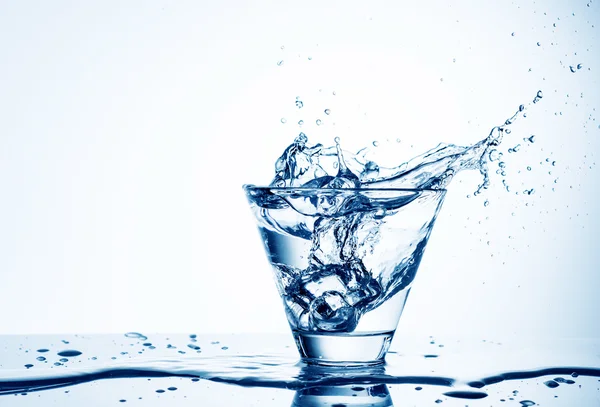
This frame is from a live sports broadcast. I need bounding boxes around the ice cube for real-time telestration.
[308,291,358,332]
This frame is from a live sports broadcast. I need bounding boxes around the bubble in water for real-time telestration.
[295,97,304,109]
[298,120,304,126]
[324,108,331,115]
[277,60,284,66]
[316,119,322,126]
[281,118,287,124]
[124,332,148,341]
[57,350,82,357]
[527,166,532,171]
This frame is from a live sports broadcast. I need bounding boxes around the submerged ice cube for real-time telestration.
[308,291,358,332]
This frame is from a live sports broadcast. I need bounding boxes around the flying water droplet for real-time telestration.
[324,108,331,115]
[316,119,322,126]
[525,135,536,143]
[372,141,379,147]
[570,66,577,73]
[298,120,304,126]
[537,42,541,46]
[281,118,287,124]
[577,63,583,69]
[295,97,304,109]
[277,60,284,66]
[527,166,532,171]
[484,200,489,207]
[36,356,46,362]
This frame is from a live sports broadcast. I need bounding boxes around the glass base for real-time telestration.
[293,330,394,366]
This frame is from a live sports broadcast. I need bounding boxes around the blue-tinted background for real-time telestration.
[0,0,598,339]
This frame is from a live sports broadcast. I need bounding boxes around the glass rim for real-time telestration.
[243,184,447,193]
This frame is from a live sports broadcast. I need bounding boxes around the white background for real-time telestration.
[0,0,598,338]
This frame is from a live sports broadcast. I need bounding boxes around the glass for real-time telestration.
[244,186,446,366]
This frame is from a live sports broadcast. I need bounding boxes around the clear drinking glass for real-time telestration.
[244,186,446,366]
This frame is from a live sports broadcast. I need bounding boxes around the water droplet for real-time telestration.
[324,108,331,115]
[520,401,535,407]
[526,135,536,143]
[221,346,229,350]
[280,118,287,123]
[307,56,312,61]
[37,349,49,353]
[332,91,336,96]
[524,188,535,195]
[537,90,543,98]
[295,97,304,109]
[519,104,525,112]
[571,372,579,377]
[499,162,506,168]
[280,45,285,50]
[577,63,583,69]
[527,166,532,171]
[372,141,379,147]
[537,42,541,46]
[415,387,423,391]
[59,358,69,363]
[124,332,148,341]
[316,119,322,126]
[552,160,556,166]
[57,350,82,357]
[36,356,46,361]
[570,65,577,73]
[298,120,304,126]
[511,32,515,36]
[435,400,443,404]
[484,200,489,207]
[24,364,33,369]
[187,344,201,351]
[396,138,401,143]
[156,389,165,394]
[334,136,340,144]
[277,60,284,66]
[544,380,559,388]
[167,387,177,391]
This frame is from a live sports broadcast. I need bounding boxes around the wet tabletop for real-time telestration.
[0,333,599,406]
